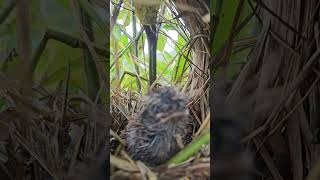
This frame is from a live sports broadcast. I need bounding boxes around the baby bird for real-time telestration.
[124,87,190,166]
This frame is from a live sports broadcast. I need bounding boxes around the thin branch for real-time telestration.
[110,27,144,69]
[111,0,123,31]
[16,0,33,139]
[131,0,141,92]
[31,34,48,71]
[120,71,148,82]
[0,0,15,26]
[80,2,100,102]
[31,28,109,71]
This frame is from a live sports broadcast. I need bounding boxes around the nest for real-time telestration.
[110,86,209,179]
[110,0,210,178]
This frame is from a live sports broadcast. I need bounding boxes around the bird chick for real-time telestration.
[124,87,190,166]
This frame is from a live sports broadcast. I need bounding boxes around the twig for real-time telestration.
[16,0,33,139]
[111,0,123,31]
[80,3,100,101]
[131,0,142,92]
[31,28,109,71]
[120,71,148,82]
[0,0,15,26]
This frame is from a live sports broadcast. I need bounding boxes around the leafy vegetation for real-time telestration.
[110,0,192,92]
[1,0,108,92]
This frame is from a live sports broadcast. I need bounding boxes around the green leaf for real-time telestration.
[212,0,238,54]
[168,130,210,165]
[123,10,131,27]
[56,0,69,9]
[40,56,84,90]
[158,34,167,51]
[177,35,186,48]
[163,51,172,60]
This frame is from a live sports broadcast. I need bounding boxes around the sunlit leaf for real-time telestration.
[158,35,167,51]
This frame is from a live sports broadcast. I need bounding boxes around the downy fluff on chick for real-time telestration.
[124,87,190,166]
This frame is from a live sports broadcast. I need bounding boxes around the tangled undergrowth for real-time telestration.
[0,73,107,180]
